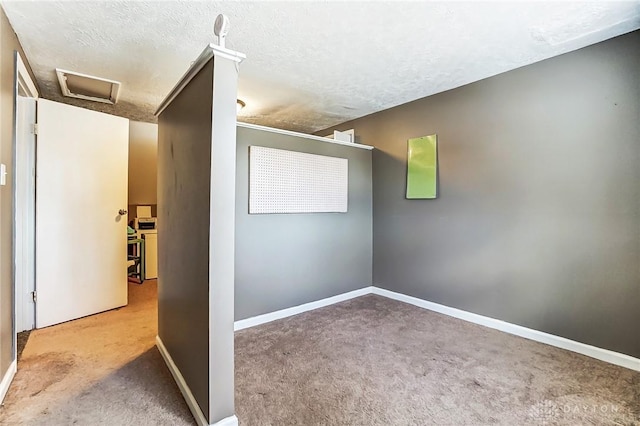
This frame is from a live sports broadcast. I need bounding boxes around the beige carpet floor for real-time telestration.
[0,280,194,425]
[1,283,638,425]
[235,295,640,426]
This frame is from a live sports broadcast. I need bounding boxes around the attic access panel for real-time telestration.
[56,69,120,104]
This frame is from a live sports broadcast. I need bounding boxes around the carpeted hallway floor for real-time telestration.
[0,281,194,425]
[1,282,638,425]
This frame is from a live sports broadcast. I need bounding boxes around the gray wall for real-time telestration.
[157,60,214,418]
[235,126,373,320]
[322,31,640,358]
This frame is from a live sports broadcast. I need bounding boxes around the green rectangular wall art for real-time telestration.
[406,134,438,199]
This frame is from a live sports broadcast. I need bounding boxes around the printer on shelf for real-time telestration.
[135,217,157,230]
[133,205,157,230]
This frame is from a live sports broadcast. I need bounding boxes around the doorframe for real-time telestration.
[12,51,38,362]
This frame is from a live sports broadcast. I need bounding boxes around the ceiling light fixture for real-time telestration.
[237,99,246,113]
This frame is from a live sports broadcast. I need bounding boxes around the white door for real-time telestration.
[36,99,129,328]
[14,94,37,332]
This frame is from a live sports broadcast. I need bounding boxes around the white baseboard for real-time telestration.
[371,287,640,372]
[213,415,238,426]
[234,286,373,331]
[0,360,17,404]
[157,336,228,426]
[154,285,639,425]
[233,285,639,371]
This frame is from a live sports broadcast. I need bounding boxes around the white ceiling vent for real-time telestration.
[55,69,121,104]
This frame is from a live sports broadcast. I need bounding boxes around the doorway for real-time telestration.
[13,51,131,339]
[12,51,38,362]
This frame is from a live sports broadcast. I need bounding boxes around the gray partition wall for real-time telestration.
[235,125,373,321]
[157,43,244,425]
[321,31,640,359]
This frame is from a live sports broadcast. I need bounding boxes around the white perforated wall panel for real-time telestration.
[249,146,348,214]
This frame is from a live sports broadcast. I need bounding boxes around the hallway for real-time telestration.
[0,281,194,425]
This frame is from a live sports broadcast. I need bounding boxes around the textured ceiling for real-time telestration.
[2,1,639,133]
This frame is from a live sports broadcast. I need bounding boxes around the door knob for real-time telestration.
[118,209,128,215]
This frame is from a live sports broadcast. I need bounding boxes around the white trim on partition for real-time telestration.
[156,336,239,426]
[236,122,374,151]
[155,43,246,116]
[213,415,239,426]
[371,287,640,372]
[156,336,209,426]
[234,286,374,331]
[0,360,17,404]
